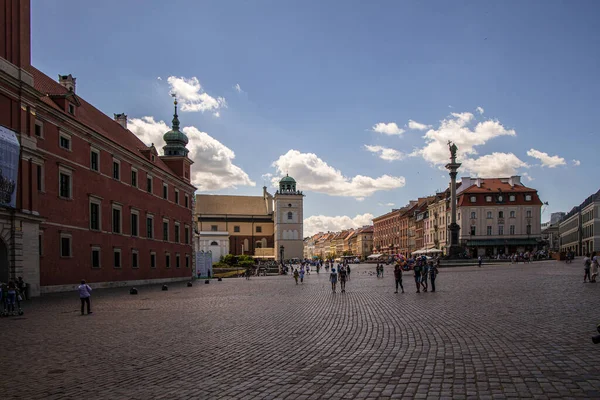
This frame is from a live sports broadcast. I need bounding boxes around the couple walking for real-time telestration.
[330,267,347,293]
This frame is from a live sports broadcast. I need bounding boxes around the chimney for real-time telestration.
[509,176,521,187]
[58,74,76,93]
[114,113,128,129]
[476,178,482,188]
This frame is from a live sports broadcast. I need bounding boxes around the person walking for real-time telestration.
[346,264,351,281]
[293,269,299,285]
[299,267,305,284]
[394,263,404,294]
[413,261,422,293]
[330,268,338,293]
[78,280,93,315]
[421,258,429,292]
[339,266,347,293]
[6,281,17,316]
[591,251,599,283]
[584,253,592,283]
[430,261,438,292]
[478,256,482,268]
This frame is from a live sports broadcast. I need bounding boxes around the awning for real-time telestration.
[414,248,443,255]
[367,254,383,259]
[466,238,539,246]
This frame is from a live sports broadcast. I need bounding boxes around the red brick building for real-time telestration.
[0,0,195,295]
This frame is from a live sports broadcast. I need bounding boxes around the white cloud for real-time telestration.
[233,83,242,93]
[526,149,566,168]
[461,153,528,177]
[271,150,405,198]
[303,213,374,237]
[407,120,430,131]
[157,77,162,80]
[572,159,581,166]
[364,145,403,161]
[412,110,526,177]
[372,122,405,136]
[476,106,484,115]
[128,116,255,191]
[522,172,534,181]
[167,76,227,117]
[378,202,395,207]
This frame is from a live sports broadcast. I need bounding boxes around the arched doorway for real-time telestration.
[210,240,221,263]
[0,238,9,283]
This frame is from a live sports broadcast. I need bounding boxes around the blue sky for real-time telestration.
[32,0,600,235]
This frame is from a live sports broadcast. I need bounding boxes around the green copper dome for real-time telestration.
[163,99,189,157]
[280,175,296,183]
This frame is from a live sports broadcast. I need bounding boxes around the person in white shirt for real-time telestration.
[78,280,93,315]
[590,252,598,283]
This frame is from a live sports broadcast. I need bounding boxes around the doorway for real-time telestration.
[0,239,9,283]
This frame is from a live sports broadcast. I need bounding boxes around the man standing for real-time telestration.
[78,280,93,315]
[430,261,438,292]
[394,263,404,294]
[339,266,347,293]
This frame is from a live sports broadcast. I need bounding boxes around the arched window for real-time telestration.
[261,238,267,248]
[210,241,218,246]
[255,241,262,248]
[287,212,293,220]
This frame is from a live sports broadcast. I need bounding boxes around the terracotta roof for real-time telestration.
[195,195,269,215]
[25,66,190,185]
[460,178,535,194]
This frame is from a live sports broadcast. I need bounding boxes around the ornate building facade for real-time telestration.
[0,0,195,295]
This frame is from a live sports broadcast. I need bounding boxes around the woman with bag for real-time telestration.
[591,252,598,283]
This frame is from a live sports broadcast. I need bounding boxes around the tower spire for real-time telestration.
[163,94,189,157]
[171,94,180,131]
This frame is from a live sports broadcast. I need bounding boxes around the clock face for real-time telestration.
[498,196,503,201]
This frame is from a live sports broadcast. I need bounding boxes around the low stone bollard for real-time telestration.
[217,277,223,282]
[187,281,193,287]
[162,284,168,291]
[130,287,138,295]
[205,280,210,284]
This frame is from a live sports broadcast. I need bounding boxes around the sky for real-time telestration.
[31,0,600,236]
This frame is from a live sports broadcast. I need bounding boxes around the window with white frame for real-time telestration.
[91,246,101,268]
[112,203,122,234]
[150,251,156,268]
[163,183,168,200]
[470,211,476,219]
[163,219,169,241]
[36,163,44,192]
[113,248,122,268]
[90,148,100,171]
[487,226,492,235]
[146,215,154,238]
[509,195,516,202]
[510,210,516,218]
[132,249,139,269]
[526,210,532,218]
[486,211,492,219]
[185,225,189,244]
[59,132,71,150]
[147,175,153,193]
[176,253,180,269]
[470,196,476,203]
[34,120,44,138]
[174,222,180,243]
[175,189,179,205]
[486,196,492,202]
[89,196,102,231]
[131,209,139,237]
[498,225,504,236]
[113,159,121,180]
[58,166,73,199]
[498,211,504,219]
[68,103,75,115]
[510,225,515,235]
[165,252,171,269]
[525,195,532,201]
[131,168,138,188]
[60,233,72,257]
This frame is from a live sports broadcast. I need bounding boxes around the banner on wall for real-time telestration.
[0,126,19,209]
[195,250,213,278]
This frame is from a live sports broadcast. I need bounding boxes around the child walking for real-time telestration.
[293,269,299,285]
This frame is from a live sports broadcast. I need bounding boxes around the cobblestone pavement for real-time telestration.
[1,261,600,399]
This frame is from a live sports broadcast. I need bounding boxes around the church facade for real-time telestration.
[195,176,304,263]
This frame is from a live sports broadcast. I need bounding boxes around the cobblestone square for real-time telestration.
[2,261,600,399]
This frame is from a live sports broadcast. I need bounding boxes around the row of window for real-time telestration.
[467,210,532,220]
[55,235,190,269]
[231,225,263,233]
[90,199,190,243]
[469,225,531,236]
[468,194,533,203]
[36,122,191,208]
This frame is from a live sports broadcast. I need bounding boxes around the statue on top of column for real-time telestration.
[448,141,458,161]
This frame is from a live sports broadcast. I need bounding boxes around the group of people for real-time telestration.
[329,264,350,293]
[394,256,439,293]
[0,277,27,316]
[583,252,600,283]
